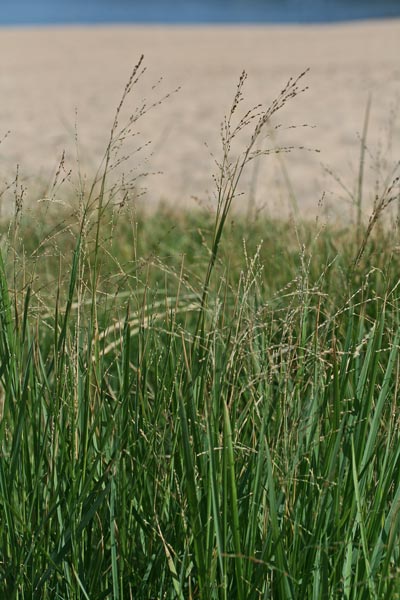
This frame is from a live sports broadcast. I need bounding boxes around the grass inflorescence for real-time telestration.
[0,59,400,599]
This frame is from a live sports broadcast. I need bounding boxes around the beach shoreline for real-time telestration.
[0,20,399,219]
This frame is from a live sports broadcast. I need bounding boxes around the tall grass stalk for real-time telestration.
[356,94,371,246]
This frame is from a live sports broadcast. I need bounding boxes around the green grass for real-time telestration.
[1,59,400,598]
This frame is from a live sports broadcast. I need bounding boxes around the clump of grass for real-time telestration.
[0,58,400,599]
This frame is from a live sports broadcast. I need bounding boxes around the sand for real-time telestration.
[0,21,399,220]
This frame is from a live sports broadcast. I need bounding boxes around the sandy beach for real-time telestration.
[0,21,399,220]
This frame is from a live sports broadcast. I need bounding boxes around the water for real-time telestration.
[1,0,400,27]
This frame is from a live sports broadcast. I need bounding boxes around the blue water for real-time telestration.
[1,0,400,26]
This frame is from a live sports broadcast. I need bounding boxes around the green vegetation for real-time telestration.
[1,57,400,598]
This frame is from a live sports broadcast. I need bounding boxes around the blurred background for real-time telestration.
[1,1,399,220]
[1,0,400,26]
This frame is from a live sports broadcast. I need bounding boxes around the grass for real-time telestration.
[0,58,400,598]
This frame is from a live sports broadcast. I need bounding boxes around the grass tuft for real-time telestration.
[0,59,400,598]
